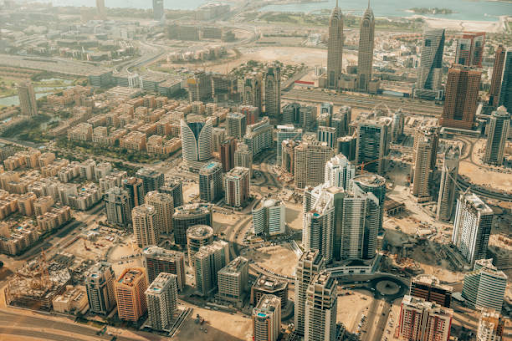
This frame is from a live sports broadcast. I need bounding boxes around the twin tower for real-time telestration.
[327,0,375,92]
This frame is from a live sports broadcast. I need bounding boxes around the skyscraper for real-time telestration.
[324,154,356,190]
[226,112,246,139]
[415,29,445,100]
[186,224,214,266]
[173,203,213,245]
[104,187,132,227]
[265,64,281,118]
[352,174,386,231]
[252,199,286,237]
[440,65,482,130]
[497,48,512,111]
[244,117,273,157]
[276,125,302,165]
[159,179,183,208]
[304,272,338,341]
[181,117,213,169]
[462,259,507,312]
[17,82,37,116]
[355,115,392,175]
[410,274,453,308]
[357,2,375,92]
[115,268,148,322]
[327,0,343,89]
[145,191,174,236]
[96,0,106,19]
[489,45,506,108]
[294,250,325,336]
[317,126,337,149]
[145,273,178,331]
[220,137,236,172]
[85,262,116,315]
[483,107,510,166]
[152,0,164,21]
[398,295,453,341]
[135,168,164,195]
[212,127,226,154]
[193,240,230,297]
[437,147,460,222]
[132,204,158,248]
[242,73,263,113]
[452,192,494,265]
[199,161,223,203]
[123,177,144,208]
[252,294,281,341]
[225,167,250,208]
[411,129,438,201]
[455,32,485,67]
[143,246,186,291]
[234,143,253,177]
[477,310,505,341]
[218,256,249,306]
[294,137,334,188]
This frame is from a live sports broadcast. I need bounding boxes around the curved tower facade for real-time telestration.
[327,0,343,89]
[180,118,213,164]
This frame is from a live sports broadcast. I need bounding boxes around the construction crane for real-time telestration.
[358,157,386,174]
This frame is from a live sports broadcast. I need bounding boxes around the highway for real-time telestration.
[282,88,443,116]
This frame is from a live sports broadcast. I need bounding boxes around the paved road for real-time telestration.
[283,88,443,116]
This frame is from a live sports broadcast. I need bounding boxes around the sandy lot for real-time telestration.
[337,290,374,333]
[246,244,298,278]
[459,161,512,194]
[421,16,503,33]
[176,304,253,341]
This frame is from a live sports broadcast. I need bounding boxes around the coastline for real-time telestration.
[410,14,509,33]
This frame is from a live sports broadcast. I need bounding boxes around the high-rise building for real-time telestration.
[437,147,460,222]
[173,203,213,245]
[242,73,263,113]
[357,2,375,92]
[282,102,301,125]
[17,82,37,116]
[193,240,230,297]
[398,295,453,341]
[352,174,386,231]
[452,192,494,265]
[294,137,334,189]
[145,273,178,331]
[326,0,343,89]
[477,309,505,341]
[145,191,174,236]
[489,45,506,107]
[132,204,158,248]
[159,179,183,208]
[304,272,337,341]
[415,29,445,100]
[252,199,286,237]
[244,117,273,157]
[234,143,253,177]
[104,187,132,227]
[410,274,453,308]
[440,65,481,130]
[252,294,281,341]
[212,127,226,154]
[123,177,144,208]
[462,259,507,312]
[143,246,186,291]
[332,106,351,138]
[411,128,438,201]
[224,167,250,208]
[199,161,223,203]
[497,49,512,111]
[136,168,164,195]
[483,107,510,166]
[187,71,212,102]
[96,0,106,19]
[187,224,214,266]
[294,250,325,336]
[324,154,356,190]
[115,268,148,322]
[218,256,249,306]
[220,137,236,172]
[455,32,485,67]
[226,112,246,139]
[265,65,281,118]
[276,125,302,165]
[337,136,356,161]
[251,274,288,309]
[181,117,213,169]
[85,262,116,315]
[239,105,259,125]
[317,126,337,149]
[391,109,405,142]
[355,115,391,175]
[152,0,164,21]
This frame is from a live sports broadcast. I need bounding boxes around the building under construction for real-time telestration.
[4,253,71,311]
